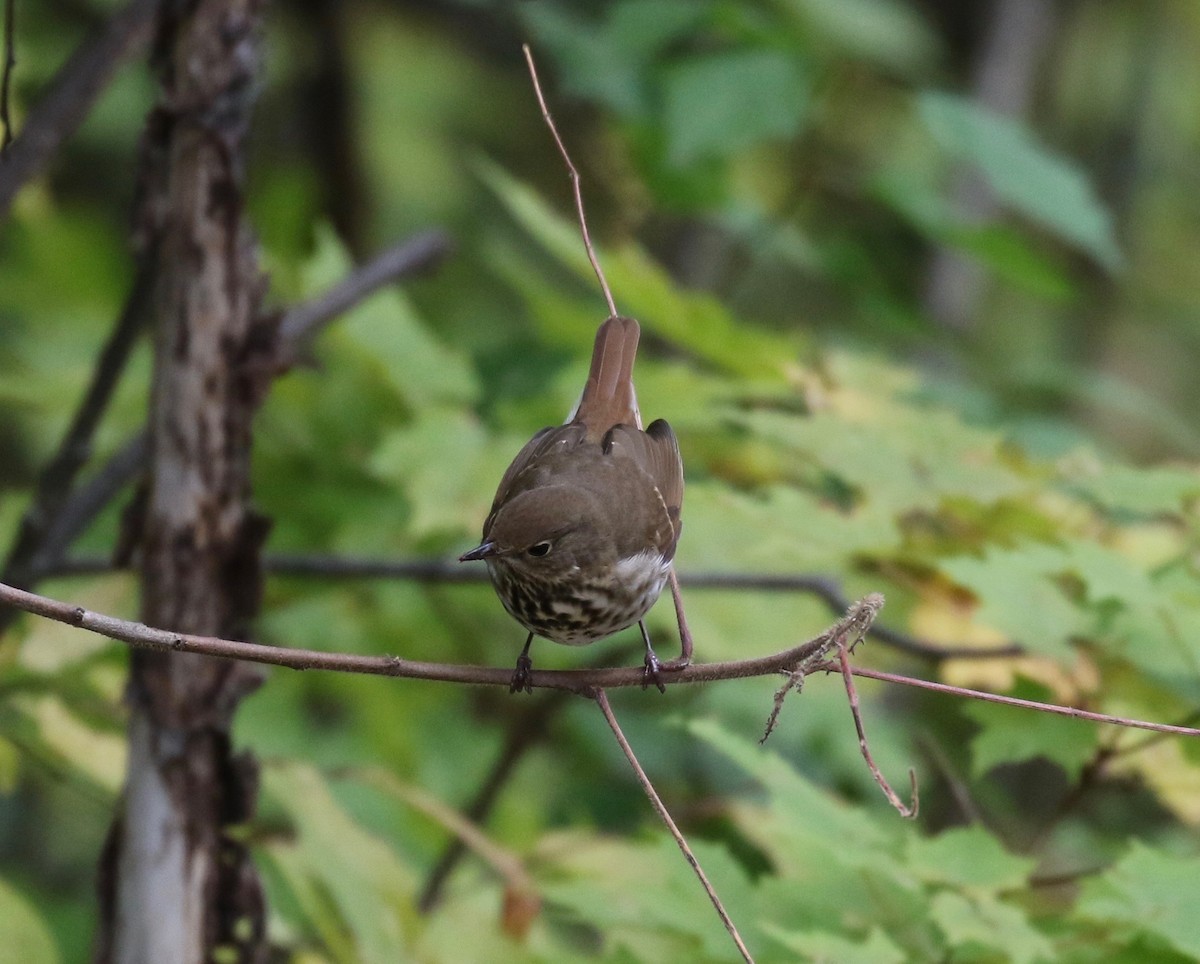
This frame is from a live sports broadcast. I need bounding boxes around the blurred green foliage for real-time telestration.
[3,0,1200,961]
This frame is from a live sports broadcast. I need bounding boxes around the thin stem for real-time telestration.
[592,688,753,963]
[831,664,1200,738]
[522,44,617,319]
[837,642,919,819]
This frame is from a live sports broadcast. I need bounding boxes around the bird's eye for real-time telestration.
[527,541,552,557]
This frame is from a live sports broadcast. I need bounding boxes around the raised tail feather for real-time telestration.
[571,316,641,440]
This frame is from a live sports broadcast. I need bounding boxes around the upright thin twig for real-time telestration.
[593,688,754,963]
[1,0,14,154]
[523,44,696,669]
[522,44,617,319]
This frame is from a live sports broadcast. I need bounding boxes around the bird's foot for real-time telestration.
[510,653,534,694]
[641,650,667,694]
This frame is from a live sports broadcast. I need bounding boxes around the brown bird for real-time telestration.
[460,316,685,692]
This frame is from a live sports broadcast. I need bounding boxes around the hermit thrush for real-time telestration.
[460,316,685,692]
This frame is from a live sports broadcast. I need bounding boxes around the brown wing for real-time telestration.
[482,423,587,538]
[603,419,684,558]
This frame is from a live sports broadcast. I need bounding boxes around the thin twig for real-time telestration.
[277,230,453,350]
[29,432,148,574]
[0,0,158,217]
[592,688,754,963]
[758,594,885,742]
[837,635,919,819]
[829,664,1200,737]
[522,44,617,319]
[4,579,1197,739]
[417,695,567,913]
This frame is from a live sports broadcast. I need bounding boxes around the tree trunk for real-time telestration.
[95,1,274,961]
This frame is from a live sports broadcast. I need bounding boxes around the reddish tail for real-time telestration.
[572,316,641,440]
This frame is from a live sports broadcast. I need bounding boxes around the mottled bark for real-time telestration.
[94,1,275,962]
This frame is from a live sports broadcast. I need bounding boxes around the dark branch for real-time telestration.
[44,552,1020,661]
[0,255,154,631]
[0,0,158,218]
[277,230,453,353]
[1,0,14,154]
[3,232,453,632]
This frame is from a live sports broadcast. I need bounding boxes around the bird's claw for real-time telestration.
[642,651,667,694]
[510,653,534,694]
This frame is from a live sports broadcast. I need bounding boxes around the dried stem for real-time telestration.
[837,637,919,819]
[522,44,617,319]
[760,593,883,743]
[592,689,754,963]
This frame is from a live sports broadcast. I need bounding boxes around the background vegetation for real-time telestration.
[2,0,1199,960]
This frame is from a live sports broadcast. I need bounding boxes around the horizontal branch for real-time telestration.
[3,579,1197,743]
[43,553,1023,661]
[0,578,835,691]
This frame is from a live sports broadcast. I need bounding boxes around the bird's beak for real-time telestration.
[459,541,497,562]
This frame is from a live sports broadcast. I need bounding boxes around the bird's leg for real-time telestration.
[510,633,535,694]
[657,568,693,672]
[638,621,667,694]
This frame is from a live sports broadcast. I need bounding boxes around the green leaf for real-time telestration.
[918,92,1121,269]
[0,877,60,964]
[940,545,1086,660]
[1079,842,1200,960]
[1067,462,1200,516]
[258,763,418,964]
[538,833,755,962]
[964,691,1098,779]
[661,51,808,165]
[301,225,479,412]
[761,925,906,964]
[781,0,938,73]
[368,412,519,543]
[523,0,710,116]
[476,160,797,380]
[930,890,1054,964]
[905,826,1035,890]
